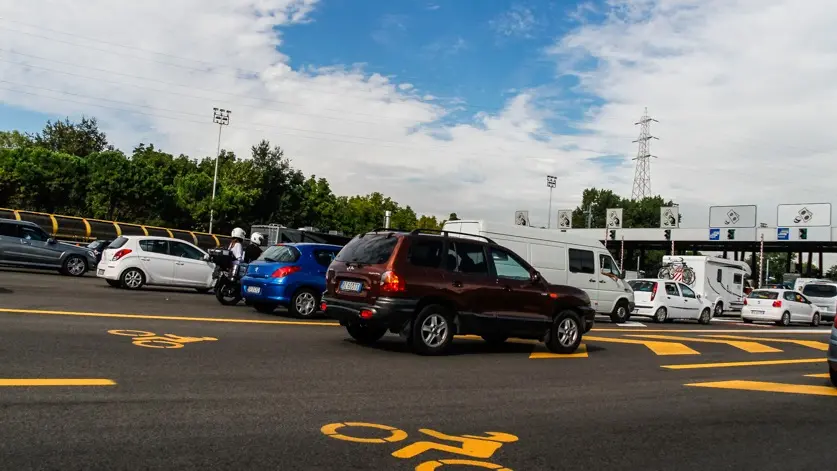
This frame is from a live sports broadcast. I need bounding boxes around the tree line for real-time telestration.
[0,117,454,235]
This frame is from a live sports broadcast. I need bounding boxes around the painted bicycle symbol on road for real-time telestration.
[321,421,519,470]
[107,330,218,349]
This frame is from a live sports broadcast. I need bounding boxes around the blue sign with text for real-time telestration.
[777,227,789,240]
[709,228,720,240]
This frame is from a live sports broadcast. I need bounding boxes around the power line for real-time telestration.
[0,19,495,113]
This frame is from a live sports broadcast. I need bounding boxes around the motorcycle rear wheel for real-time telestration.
[215,280,242,306]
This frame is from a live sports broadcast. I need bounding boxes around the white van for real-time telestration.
[660,255,751,316]
[441,220,635,323]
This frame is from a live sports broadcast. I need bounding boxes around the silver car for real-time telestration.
[0,218,96,276]
[802,282,837,321]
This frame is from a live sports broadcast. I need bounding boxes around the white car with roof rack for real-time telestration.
[627,278,713,324]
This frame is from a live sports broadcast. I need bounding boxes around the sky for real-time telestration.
[1,0,836,230]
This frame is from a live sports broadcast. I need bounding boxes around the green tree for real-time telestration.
[32,117,112,157]
[0,130,33,149]
[825,265,837,281]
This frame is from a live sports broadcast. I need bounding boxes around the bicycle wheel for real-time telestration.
[657,266,671,279]
[108,329,155,337]
[682,268,696,285]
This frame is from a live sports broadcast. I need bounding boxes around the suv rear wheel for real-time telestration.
[411,305,454,355]
[545,310,582,354]
[346,324,387,345]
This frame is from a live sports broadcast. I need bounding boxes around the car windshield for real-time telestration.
[259,245,301,263]
[335,234,398,265]
[628,280,656,292]
[748,290,779,300]
[802,284,837,298]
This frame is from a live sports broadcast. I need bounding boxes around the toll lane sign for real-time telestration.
[777,228,789,240]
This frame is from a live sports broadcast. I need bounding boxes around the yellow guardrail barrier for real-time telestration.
[0,207,230,249]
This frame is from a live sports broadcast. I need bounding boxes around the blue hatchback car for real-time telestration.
[241,243,342,318]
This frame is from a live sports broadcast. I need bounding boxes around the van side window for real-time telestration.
[716,269,722,283]
[599,254,621,278]
[446,242,489,275]
[568,248,595,274]
[733,273,743,284]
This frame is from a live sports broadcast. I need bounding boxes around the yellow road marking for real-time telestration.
[529,343,588,359]
[805,373,831,378]
[686,380,837,397]
[627,334,782,353]
[662,358,826,370]
[0,307,340,326]
[0,378,116,386]
[592,329,827,334]
[584,335,699,355]
[703,335,828,351]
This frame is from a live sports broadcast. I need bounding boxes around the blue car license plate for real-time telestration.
[339,281,363,292]
[246,286,261,295]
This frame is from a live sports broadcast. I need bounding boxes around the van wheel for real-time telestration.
[714,302,724,317]
[545,310,582,354]
[347,324,387,345]
[610,300,631,323]
[411,305,454,356]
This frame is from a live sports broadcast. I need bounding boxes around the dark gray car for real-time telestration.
[0,218,96,276]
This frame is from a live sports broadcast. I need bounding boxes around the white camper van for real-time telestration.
[441,220,635,323]
[659,255,751,316]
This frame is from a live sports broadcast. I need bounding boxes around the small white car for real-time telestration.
[742,289,821,326]
[628,278,713,324]
[97,236,215,291]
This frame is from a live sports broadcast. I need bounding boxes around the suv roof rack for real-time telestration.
[409,228,495,245]
[359,228,404,238]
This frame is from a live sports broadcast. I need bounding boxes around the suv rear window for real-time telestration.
[335,234,398,265]
[748,290,779,300]
[108,237,129,249]
[803,284,837,298]
[260,245,301,263]
[629,280,656,292]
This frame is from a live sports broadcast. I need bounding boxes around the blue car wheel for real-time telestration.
[290,288,319,318]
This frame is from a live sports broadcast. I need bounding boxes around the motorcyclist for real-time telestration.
[228,227,246,267]
[245,232,265,263]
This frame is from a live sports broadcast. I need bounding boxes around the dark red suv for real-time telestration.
[321,228,595,355]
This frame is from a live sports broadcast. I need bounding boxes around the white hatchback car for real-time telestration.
[628,278,713,324]
[97,236,215,291]
[742,289,821,326]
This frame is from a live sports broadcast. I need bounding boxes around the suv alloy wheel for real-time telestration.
[545,310,583,354]
[411,305,453,355]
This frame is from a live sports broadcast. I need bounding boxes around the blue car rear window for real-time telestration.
[259,245,301,263]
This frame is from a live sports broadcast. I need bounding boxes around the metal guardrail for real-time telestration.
[0,208,233,250]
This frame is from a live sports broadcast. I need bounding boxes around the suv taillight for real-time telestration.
[272,265,301,278]
[112,249,132,261]
[650,282,658,301]
[380,270,405,293]
[743,298,748,305]
[772,300,782,308]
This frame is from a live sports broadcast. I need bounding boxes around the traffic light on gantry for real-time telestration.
[727,229,735,240]
[799,228,808,240]
[609,230,616,240]
[664,229,671,240]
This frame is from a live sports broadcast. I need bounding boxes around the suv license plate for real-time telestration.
[246,286,261,294]
[340,281,363,292]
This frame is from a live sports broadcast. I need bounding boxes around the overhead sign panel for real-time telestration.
[709,205,757,228]
[514,211,530,226]
[557,210,572,229]
[660,207,679,228]
[777,203,831,227]
[606,208,623,229]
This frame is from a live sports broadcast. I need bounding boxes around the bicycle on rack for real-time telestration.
[657,257,696,285]
[321,421,519,470]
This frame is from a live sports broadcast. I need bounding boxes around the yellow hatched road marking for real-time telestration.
[662,358,826,370]
[626,334,782,353]
[584,335,699,355]
[686,380,837,397]
[0,378,116,386]
[703,335,828,351]
[529,343,588,359]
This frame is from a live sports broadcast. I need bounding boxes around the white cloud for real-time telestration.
[0,0,611,226]
[489,4,537,39]
[549,0,837,227]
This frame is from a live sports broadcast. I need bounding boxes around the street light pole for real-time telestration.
[209,107,231,234]
[546,175,556,229]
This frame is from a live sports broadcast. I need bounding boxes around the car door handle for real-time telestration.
[452,281,463,288]
[140,257,151,261]
[599,280,606,283]
[589,278,596,283]
[176,262,184,266]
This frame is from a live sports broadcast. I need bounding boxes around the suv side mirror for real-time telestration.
[203,254,210,262]
[531,271,541,283]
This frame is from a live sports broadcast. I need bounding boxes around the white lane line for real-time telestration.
[617,321,647,327]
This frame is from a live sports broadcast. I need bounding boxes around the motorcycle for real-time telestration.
[207,248,247,306]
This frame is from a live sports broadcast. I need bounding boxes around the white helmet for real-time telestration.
[250,232,265,245]
[231,227,246,239]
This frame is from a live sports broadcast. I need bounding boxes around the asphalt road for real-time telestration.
[1,268,835,471]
